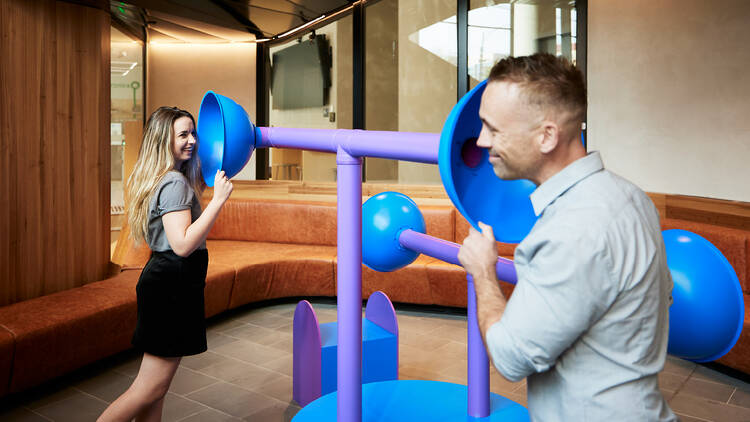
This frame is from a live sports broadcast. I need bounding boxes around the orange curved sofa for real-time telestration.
[0,196,747,397]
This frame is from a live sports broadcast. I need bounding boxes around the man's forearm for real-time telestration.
[473,272,507,344]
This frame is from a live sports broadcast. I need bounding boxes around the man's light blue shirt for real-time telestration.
[486,152,677,421]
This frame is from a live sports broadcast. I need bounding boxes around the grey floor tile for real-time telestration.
[211,339,287,366]
[162,392,210,422]
[729,386,750,409]
[196,358,269,384]
[178,408,243,421]
[209,318,249,334]
[266,334,293,353]
[207,332,241,349]
[169,367,222,395]
[111,355,143,378]
[224,324,291,347]
[425,323,468,344]
[181,351,229,371]
[679,377,736,403]
[674,413,711,422]
[243,401,300,422]
[670,392,750,421]
[242,375,293,403]
[659,371,689,392]
[663,356,697,378]
[226,365,283,392]
[235,312,293,330]
[186,382,281,419]
[34,391,108,422]
[693,365,750,390]
[73,370,133,403]
[0,407,51,422]
[260,355,294,377]
[400,330,454,350]
[21,386,80,411]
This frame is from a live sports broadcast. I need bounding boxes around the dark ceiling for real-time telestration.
[110,0,353,43]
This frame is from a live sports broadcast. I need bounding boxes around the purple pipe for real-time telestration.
[398,229,517,283]
[467,275,490,418]
[398,228,518,418]
[336,147,363,422]
[258,127,440,164]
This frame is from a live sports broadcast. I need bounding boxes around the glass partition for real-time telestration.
[111,26,144,246]
[268,16,353,182]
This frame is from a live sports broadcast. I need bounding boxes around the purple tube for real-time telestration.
[398,229,517,283]
[336,147,363,422]
[467,274,490,418]
[258,127,440,164]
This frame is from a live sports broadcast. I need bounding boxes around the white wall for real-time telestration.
[588,0,750,201]
[147,42,257,180]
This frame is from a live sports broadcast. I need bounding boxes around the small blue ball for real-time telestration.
[362,192,426,272]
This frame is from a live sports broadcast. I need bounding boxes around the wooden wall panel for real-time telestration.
[0,0,110,305]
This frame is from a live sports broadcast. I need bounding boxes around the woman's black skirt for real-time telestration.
[132,249,208,357]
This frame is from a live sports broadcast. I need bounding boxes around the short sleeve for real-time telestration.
[486,226,617,381]
[154,178,193,217]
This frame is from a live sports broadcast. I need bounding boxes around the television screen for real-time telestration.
[271,35,331,109]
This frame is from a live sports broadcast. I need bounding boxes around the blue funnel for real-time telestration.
[197,91,256,186]
[439,80,537,243]
[664,229,744,362]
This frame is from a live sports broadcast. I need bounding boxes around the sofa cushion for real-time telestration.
[661,218,748,292]
[424,258,516,308]
[0,270,140,393]
[717,294,750,373]
[206,199,338,246]
[0,328,14,397]
[335,256,434,306]
[206,240,337,308]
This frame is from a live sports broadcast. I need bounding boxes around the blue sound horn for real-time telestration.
[197,91,257,186]
[663,229,744,362]
[439,80,538,244]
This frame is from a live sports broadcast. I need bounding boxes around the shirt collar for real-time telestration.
[530,151,604,216]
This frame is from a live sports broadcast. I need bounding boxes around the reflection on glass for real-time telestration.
[469,0,578,85]
[268,16,352,182]
[111,26,144,244]
[365,0,457,185]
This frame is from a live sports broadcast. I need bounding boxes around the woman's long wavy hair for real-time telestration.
[126,106,205,244]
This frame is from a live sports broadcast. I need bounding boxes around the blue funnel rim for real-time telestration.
[439,80,487,235]
[203,90,227,168]
[665,229,745,362]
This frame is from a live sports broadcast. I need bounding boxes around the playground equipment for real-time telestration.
[196,79,743,421]
[293,291,399,407]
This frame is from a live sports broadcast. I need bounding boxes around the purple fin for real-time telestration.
[293,300,322,407]
[365,291,398,335]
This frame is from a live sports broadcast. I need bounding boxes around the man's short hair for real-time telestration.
[489,53,586,139]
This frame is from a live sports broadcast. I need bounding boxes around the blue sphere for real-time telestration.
[664,229,744,362]
[363,192,426,272]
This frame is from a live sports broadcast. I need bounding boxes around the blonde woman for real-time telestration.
[99,107,233,422]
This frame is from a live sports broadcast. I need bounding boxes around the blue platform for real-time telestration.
[292,379,529,421]
[320,319,398,395]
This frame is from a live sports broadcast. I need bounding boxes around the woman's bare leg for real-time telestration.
[97,353,181,422]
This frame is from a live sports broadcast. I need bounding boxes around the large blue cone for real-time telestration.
[664,229,744,362]
[197,91,256,186]
[439,80,537,244]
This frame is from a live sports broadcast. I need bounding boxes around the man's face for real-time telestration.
[477,81,543,182]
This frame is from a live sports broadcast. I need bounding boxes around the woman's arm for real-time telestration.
[162,170,233,257]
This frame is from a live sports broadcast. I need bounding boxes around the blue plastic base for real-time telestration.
[293,379,529,421]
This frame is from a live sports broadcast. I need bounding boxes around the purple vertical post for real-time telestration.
[467,274,490,418]
[336,147,362,422]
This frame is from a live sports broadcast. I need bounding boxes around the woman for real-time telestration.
[99,107,233,422]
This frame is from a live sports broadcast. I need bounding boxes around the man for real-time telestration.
[458,54,677,421]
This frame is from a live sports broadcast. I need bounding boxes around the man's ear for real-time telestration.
[538,121,559,154]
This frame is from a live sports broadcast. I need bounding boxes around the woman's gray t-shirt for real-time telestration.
[146,171,206,252]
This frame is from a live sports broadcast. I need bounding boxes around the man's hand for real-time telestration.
[458,221,499,280]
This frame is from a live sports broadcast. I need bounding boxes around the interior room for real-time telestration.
[1,0,749,421]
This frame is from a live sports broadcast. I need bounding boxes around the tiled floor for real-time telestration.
[1,298,750,421]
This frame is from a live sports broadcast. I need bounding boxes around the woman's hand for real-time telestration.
[212,170,233,205]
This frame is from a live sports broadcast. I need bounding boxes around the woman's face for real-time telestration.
[172,116,196,168]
